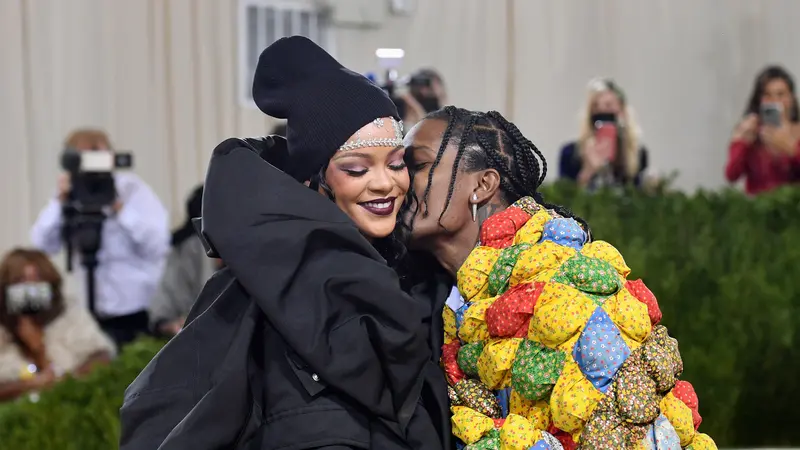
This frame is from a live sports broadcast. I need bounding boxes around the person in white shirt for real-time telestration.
[30,129,170,346]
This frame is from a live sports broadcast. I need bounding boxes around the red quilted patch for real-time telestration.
[547,425,577,450]
[485,282,544,338]
[479,206,531,249]
[493,418,506,429]
[626,279,662,325]
[672,380,702,429]
[441,340,465,385]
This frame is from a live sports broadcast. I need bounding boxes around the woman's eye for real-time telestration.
[389,162,407,171]
[413,162,430,171]
[344,169,368,177]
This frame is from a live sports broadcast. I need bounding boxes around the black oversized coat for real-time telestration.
[119,137,452,449]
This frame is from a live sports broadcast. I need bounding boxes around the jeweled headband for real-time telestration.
[338,117,404,152]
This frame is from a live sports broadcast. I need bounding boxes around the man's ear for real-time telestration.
[472,168,501,204]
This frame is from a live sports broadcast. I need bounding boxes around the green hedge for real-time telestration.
[539,182,800,447]
[0,338,166,450]
[0,183,797,448]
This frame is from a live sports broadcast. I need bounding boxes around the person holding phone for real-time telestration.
[559,78,649,189]
[725,65,800,195]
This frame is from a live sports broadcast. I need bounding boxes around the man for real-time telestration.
[30,128,170,346]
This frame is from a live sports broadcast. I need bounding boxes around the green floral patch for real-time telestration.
[551,253,621,295]
[585,292,612,307]
[465,428,501,449]
[458,341,485,378]
[510,339,566,401]
[487,243,531,296]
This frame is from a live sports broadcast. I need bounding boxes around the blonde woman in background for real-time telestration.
[559,78,649,189]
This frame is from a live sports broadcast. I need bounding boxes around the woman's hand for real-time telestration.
[760,123,799,156]
[16,316,46,356]
[733,114,759,143]
[29,368,58,390]
[577,139,609,186]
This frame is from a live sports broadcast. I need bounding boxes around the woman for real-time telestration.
[559,78,648,189]
[120,37,449,449]
[402,106,716,449]
[725,65,800,195]
[0,249,114,402]
[148,185,220,337]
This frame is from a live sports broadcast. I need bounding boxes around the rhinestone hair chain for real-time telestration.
[338,117,404,152]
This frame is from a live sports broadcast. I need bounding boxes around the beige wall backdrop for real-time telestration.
[2,0,800,259]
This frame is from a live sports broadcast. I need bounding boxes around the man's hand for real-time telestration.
[57,173,71,203]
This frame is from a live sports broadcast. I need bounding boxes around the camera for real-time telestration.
[60,149,133,212]
[407,71,434,89]
[59,148,133,315]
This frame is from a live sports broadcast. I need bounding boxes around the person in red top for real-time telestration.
[726,65,800,195]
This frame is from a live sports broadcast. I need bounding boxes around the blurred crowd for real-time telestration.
[1,62,798,404]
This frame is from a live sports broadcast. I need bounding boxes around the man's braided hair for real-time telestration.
[410,106,590,233]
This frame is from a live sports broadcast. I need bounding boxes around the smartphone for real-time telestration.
[591,113,618,162]
[760,103,782,127]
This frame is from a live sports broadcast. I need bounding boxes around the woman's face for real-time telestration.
[325,119,409,239]
[761,78,794,120]
[403,119,473,246]
[592,90,623,118]
[18,264,41,283]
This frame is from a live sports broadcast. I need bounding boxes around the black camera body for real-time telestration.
[61,149,133,212]
[408,72,433,88]
[59,148,133,315]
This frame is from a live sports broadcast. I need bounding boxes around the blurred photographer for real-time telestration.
[393,68,447,129]
[725,65,800,195]
[148,185,221,337]
[30,129,170,347]
[0,249,114,402]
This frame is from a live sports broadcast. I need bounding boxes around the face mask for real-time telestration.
[5,282,53,315]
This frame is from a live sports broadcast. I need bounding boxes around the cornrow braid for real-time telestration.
[487,111,547,187]
[417,107,591,236]
[421,106,459,216]
[472,125,525,199]
[439,112,479,221]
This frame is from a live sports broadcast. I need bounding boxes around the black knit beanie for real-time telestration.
[252,36,400,182]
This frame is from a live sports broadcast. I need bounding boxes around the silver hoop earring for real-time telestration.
[471,194,478,222]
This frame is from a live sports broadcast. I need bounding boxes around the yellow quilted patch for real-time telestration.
[499,414,540,450]
[602,288,651,344]
[451,406,495,444]
[528,283,596,348]
[509,241,575,286]
[444,306,457,341]
[509,390,550,430]
[457,246,500,302]
[581,240,631,278]
[477,338,522,389]
[688,433,718,450]
[513,209,552,245]
[458,297,497,344]
[661,392,696,447]
[550,358,604,433]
